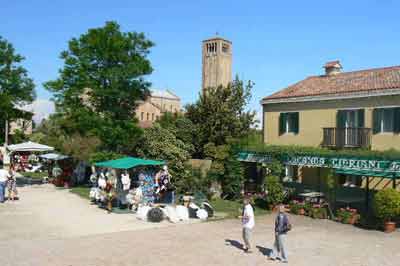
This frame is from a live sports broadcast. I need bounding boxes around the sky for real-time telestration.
[2,0,400,123]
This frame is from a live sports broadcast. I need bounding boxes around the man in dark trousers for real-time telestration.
[270,204,291,263]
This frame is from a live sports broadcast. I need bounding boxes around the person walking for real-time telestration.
[270,205,291,263]
[0,166,10,203]
[7,169,18,201]
[240,197,255,253]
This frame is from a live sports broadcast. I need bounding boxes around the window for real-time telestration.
[279,112,299,135]
[373,108,400,134]
[222,43,229,53]
[146,113,150,121]
[152,113,155,121]
[140,112,144,121]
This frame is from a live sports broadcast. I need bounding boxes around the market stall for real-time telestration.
[91,156,214,222]
[92,157,168,212]
[39,153,72,186]
[7,141,54,172]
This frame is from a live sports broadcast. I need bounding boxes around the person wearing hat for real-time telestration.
[239,197,255,253]
[270,204,291,263]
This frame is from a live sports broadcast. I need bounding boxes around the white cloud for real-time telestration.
[25,99,55,123]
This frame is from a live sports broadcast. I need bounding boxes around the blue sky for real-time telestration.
[2,0,400,121]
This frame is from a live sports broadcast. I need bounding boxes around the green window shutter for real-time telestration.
[372,109,381,134]
[357,109,365,128]
[394,108,400,133]
[279,113,286,135]
[293,112,299,134]
[337,110,346,128]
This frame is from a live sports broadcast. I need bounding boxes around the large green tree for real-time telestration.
[185,77,256,158]
[44,21,154,153]
[0,36,35,143]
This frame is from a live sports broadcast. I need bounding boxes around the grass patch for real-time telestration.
[20,172,48,180]
[69,186,90,199]
[210,198,270,219]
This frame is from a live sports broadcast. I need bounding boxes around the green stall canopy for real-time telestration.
[94,157,165,169]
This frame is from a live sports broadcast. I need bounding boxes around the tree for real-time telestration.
[185,77,256,157]
[136,124,193,193]
[0,36,35,143]
[156,113,198,155]
[44,21,154,153]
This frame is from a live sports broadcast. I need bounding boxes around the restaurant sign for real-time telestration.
[286,155,400,174]
[238,152,400,175]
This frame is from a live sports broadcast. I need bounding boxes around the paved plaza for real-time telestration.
[0,185,399,266]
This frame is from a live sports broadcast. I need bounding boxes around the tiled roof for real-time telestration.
[150,89,180,100]
[263,65,400,101]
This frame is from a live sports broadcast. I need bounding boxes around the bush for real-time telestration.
[310,206,328,219]
[147,208,164,223]
[373,188,400,222]
[289,201,301,214]
[265,175,284,210]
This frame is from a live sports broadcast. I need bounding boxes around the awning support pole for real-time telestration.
[365,176,369,215]
[393,174,396,189]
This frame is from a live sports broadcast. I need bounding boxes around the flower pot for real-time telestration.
[298,208,305,215]
[348,215,358,225]
[384,221,396,233]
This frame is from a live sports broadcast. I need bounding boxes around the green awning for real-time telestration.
[94,157,165,169]
[335,169,399,178]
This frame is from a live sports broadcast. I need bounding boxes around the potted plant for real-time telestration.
[373,189,400,233]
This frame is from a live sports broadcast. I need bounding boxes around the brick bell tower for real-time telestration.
[202,36,232,94]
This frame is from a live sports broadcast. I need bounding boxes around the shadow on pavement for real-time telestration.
[225,239,244,250]
[256,245,272,257]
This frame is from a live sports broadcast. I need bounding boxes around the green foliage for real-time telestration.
[209,198,270,219]
[156,113,197,155]
[310,207,328,219]
[0,36,35,142]
[89,151,124,164]
[204,143,244,199]
[69,186,90,199]
[10,129,27,144]
[289,201,302,214]
[264,159,284,177]
[185,77,256,157]
[264,175,284,209]
[44,21,153,153]
[174,167,212,196]
[136,123,192,193]
[21,171,48,180]
[373,189,400,222]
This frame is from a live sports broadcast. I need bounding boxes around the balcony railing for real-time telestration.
[322,127,371,149]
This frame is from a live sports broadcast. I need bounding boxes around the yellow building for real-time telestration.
[262,61,400,152]
[246,61,400,206]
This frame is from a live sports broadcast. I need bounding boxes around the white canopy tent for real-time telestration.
[7,141,54,153]
[39,153,69,161]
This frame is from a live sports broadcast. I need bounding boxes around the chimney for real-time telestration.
[324,60,342,76]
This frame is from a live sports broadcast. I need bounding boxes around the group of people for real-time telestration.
[0,165,18,203]
[240,197,290,263]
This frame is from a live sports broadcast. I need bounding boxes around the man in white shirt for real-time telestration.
[0,166,10,203]
[240,197,255,253]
